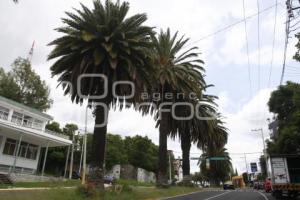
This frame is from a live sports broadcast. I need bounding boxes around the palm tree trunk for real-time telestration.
[88,104,108,189]
[157,111,169,186]
[181,130,191,182]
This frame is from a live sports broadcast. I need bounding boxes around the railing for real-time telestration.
[45,129,70,140]
[0,111,70,141]
[23,120,43,130]
[0,110,9,121]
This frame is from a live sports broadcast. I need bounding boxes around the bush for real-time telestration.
[176,181,196,187]
[76,183,97,198]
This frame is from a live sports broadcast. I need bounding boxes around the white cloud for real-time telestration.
[0,0,297,175]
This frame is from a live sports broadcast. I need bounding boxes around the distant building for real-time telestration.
[0,95,72,175]
[268,119,279,139]
[173,157,183,181]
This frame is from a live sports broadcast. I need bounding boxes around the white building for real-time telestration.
[0,95,72,175]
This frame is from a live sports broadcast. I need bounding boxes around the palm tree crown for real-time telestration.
[48,0,154,105]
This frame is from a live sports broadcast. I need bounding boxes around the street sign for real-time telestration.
[209,157,228,161]
[250,162,258,172]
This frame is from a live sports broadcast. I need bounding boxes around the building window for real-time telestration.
[2,138,38,160]
[0,106,9,120]
[11,111,23,125]
[3,138,17,156]
[26,144,38,160]
[18,142,29,158]
[23,115,34,128]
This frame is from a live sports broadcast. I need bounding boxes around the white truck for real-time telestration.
[267,155,300,199]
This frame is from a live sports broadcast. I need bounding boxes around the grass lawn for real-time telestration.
[0,180,80,189]
[116,179,155,187]
[0,186,201,200]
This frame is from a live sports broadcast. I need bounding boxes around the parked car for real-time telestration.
[104,175,116,184]
[63,171,81,179]
[223,181,235,190]
[253,181,264,190]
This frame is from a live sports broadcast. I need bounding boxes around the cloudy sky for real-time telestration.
[1,0,300,174]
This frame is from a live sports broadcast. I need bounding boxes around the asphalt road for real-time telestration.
[164,189,274,200]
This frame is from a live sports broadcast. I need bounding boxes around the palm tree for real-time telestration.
[199,147,232,185]
[170,95,218,182]
[151,29,205,185]
[48,0,154,188]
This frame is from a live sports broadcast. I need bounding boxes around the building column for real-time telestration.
[7,109,13,122]
[41,141,49,177]
[11,134,23,174]
[63,145,70,179]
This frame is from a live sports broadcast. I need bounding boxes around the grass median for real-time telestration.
[0,186,201,200]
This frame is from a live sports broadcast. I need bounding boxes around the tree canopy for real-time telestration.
[267,81,300,154]
[0,57,52,111]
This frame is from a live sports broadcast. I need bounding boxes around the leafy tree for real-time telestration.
[0,67,21,101]
[63,123,78,137]
[45,121,63,133]
[294,33,300,62]
[191,172,208,186]
[124,135,158,172]
[151,28,205,185]
[105,134,128,170]
[85,134,158,172]
[42,122,80,176]
[0,57,52,111]
[267,82,300,154]
[48,0,154,188]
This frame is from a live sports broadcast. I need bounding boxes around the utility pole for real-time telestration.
[241,154,249,182]
[252,128,269,177]
[78,134,84,174]
[252,128,266,152]
[69,129,75,179]
[168,150,172,184]
[82,106,88,185]
[280,0,300,85]
[27,41,35,64]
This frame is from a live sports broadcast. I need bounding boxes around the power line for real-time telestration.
[243,0,253,97]
[257,0,261,92]
[280,0,293,85]
[187,2,282,45]
[268,0,278,87]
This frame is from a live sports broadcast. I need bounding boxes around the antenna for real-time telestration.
[27,41,35,63]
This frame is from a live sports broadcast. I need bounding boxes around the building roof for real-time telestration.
[0,95,53,120]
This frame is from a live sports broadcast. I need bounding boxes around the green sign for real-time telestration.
[209,157,228,161]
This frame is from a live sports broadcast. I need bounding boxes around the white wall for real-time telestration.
[0,133,41,171]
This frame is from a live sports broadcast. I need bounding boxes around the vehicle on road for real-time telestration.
[104,175,116,184]
[253,181,263,190]
[223,181,235,190]
[268,155,300,199]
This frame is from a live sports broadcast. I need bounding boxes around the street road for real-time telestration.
[163,189,274,200]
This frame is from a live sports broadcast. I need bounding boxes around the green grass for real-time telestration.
[116,179,155,187]
[0,180,80,189]
[0,186,201,200]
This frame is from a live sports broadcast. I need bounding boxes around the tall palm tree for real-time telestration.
[151,29,205,185]
[48,0,154,188]
[170,95,218,182]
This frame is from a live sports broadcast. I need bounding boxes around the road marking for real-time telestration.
[257,191,269,200]
[161,190,204,199]
[204,191,232,200]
